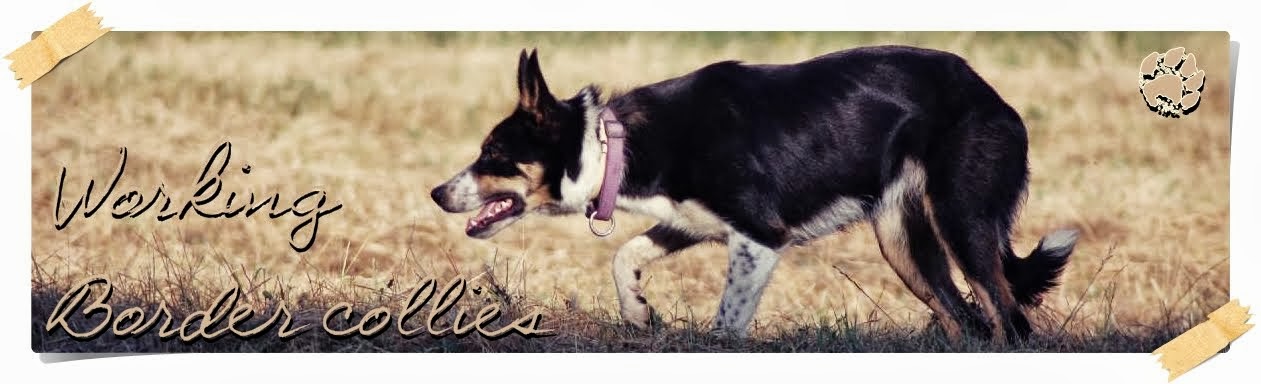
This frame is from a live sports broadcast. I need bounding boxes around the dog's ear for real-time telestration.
[516,48,557,120]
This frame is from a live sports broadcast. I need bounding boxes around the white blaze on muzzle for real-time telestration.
[435,169,483,212]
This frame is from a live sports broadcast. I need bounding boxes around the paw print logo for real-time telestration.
[1139,47,1206,118]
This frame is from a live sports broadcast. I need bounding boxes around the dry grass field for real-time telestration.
[31,32,1231,352]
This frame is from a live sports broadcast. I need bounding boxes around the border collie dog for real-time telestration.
[431,47,1078,343]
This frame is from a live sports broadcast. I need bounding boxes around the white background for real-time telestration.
[0,1,1253,383]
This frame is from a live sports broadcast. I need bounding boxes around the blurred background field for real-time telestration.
[31,31,1230,352]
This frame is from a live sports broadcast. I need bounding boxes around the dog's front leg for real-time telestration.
[713,232,782,337]
[612,225,701,328]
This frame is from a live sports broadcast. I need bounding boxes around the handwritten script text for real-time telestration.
[52,141,342,252]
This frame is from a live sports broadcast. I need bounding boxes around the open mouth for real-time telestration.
[465,194,525,238]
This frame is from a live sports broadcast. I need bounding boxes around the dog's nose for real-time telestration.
[430,186,448,205]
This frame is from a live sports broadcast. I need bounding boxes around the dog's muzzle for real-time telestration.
[430,170,482,213]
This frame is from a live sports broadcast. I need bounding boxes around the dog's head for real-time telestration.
[430,49,598,239]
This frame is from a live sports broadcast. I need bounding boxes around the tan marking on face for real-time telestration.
[474,162,554,210]
[475,174,528,197]
[520,162,558,208]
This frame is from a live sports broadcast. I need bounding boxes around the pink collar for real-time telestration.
[586,107,627,236]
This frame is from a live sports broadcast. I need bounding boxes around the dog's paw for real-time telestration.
[619,305,654,330]
[708,324,747,340]
[619,306,663,332]
[1139,47,1206,118]
[708,327,736,339]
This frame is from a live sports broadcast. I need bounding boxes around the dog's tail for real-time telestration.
[1005,229,1078,307]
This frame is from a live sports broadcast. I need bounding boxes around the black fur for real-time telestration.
[610,47,1013,245]
[432,46,1076,341]
[1008,237,1074,306]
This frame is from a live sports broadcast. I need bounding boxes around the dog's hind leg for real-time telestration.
[923,77,1038,345]
[713,232,782,338]
[873,160,977,344]
[613,224,703,328]
[926,205,1024,345]
[923,168,1030,344]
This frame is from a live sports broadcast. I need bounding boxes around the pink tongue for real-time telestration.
[468,199,509,230]
[473,202,498,222]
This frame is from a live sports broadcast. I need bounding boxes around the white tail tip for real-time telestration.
[1038,229,1079,257]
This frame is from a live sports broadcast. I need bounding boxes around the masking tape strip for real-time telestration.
[5,3,110,89]
[1153,299,1253,381]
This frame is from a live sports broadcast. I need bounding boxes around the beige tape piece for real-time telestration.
[1153,300,1254,381]
[4,3,110,89]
